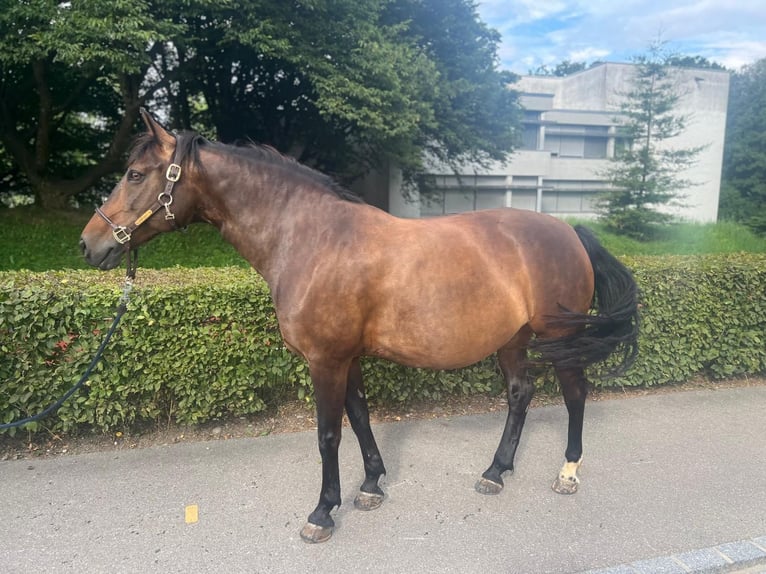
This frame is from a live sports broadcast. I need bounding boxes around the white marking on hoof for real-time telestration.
[552,458,583,495]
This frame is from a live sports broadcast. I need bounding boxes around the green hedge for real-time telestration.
[617,255,766,383]
[2,254,765,435]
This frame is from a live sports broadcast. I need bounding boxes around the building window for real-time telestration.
[475,190,506,210]
[541,179,604,214]
[419,175,507,216]
[510,176,539,211]
[543,124,609,158]
[520,111,541,150]
[541,191,598,213]
[510,191,537,211]
[584,137,608,158]
[521,124,539,150]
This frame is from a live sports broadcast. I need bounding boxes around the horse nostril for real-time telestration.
[79,238,87,255]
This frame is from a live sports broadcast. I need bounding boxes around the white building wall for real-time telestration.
[381,62,729,222]
[658,68,730,221]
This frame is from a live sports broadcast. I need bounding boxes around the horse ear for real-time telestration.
[139,107,175,153]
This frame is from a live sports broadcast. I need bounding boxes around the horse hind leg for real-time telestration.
[476,333,534,495]
[552,366,588,495]
[344,358,387,511]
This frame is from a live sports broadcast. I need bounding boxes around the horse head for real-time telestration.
[80,109,199,270]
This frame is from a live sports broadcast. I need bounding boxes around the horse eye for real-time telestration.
[127,169,144,183]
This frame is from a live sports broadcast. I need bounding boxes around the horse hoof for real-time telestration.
[354,491,384,511]
[300,522,333,544]
[475,477,504,495]
[552,458,582,495]
[552,475,579,495]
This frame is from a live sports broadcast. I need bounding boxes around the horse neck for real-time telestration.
[194,148,353,285]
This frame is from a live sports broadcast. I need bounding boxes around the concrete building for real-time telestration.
[361,63,730,222]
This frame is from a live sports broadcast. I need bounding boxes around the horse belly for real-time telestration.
[366,288,527,370]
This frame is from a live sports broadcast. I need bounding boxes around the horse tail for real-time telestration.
[528,225,640,376]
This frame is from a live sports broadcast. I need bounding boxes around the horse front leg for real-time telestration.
[299,360,348,544]
[552,366,588,494]
[345,358,386,511]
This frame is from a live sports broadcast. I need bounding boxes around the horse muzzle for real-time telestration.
[80,236,125,270]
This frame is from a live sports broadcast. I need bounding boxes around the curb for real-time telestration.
[581,536,766,574]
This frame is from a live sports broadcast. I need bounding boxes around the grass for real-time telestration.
[1,207,765,272]
[0,207,245,271]
[582,220,766,257]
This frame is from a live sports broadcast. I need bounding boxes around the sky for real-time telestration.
[475,0,766,74]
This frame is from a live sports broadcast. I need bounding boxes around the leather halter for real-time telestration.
[95,146,183,245]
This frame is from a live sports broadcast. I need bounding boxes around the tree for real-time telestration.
[152,0,519,185]
[390,0,519,171]
[0,0,182,209]
[530,60,588,77]
[719,58,766,234]
[153,0,443,180]
[665,54,727,71]
[0,0,519,209]
[596,43,705,239]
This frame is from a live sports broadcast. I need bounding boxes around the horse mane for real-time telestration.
[128,130,364,204]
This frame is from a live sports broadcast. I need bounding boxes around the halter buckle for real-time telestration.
[166,163,181,182]
[112,226,131,245]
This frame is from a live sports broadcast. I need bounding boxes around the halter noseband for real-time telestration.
[96,150,183,246]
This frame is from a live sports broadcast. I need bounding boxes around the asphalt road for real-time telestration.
[2,385,765,573]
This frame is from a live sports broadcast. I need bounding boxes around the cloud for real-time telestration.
[568,47,612,63]
[477,0,571,27]
[696,39,766,70]
[477,0,766,72]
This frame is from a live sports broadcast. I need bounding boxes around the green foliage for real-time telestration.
[597,42,705,240]
[525,54,725,79]
[0,268,305,435]
[0,1,175,70]
[1,0,518,207]
[3,209,765,273]
[0,209,246,271]
[720,58,766,235]
[576,220,766,256]
[395,0,520,169]
[664,55,727,70]
[157,0,519,182]
[0,0,182,208]
[529,60,589,77]
[0,1,177,72]
[609,254,766,384]
[2,255,765,436]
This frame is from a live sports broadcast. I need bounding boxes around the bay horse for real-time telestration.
[80,110,639,543]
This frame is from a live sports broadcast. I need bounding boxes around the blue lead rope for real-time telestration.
[1,258,135,432]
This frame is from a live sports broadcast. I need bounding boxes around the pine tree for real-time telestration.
[596,43,705,240]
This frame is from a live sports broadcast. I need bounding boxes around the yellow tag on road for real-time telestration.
[185,504,199,524]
